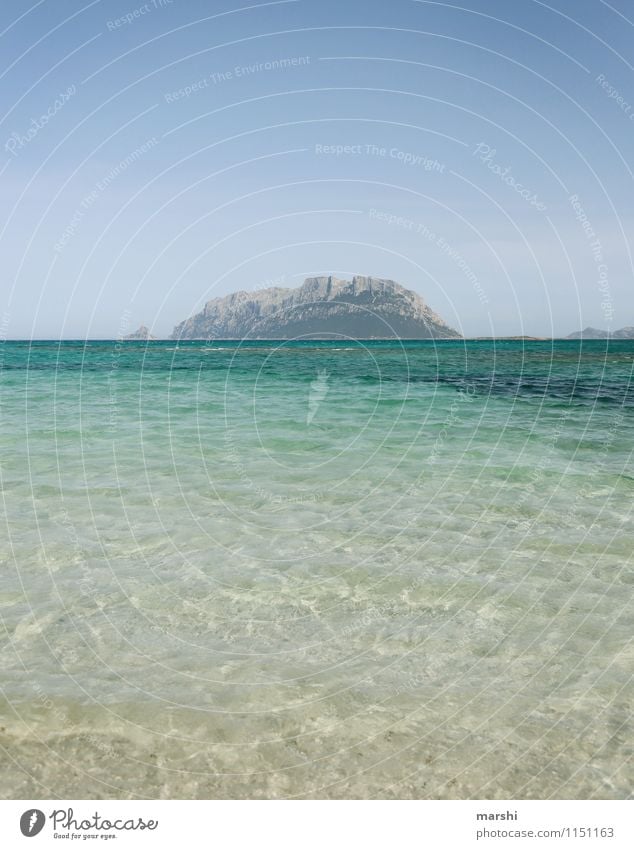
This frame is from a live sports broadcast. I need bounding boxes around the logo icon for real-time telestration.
[20,810,45,837]
[307,368,330,424]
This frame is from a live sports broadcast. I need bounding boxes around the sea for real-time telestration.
[1,339,632,799]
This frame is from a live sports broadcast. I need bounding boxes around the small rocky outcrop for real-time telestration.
[123,325,156,341]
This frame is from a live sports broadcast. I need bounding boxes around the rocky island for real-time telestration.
[566,326,634,339]
[123,324,156,341]
[171,275,461,340]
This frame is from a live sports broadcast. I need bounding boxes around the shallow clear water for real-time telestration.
[1,339,632,798]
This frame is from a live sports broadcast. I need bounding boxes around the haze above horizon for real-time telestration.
[1,0,632,339]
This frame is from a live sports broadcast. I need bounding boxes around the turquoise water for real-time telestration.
[1,339,632,799]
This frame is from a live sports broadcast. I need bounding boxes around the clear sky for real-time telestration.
[1,0,632,338]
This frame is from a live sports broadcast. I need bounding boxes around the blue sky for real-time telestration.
[1,0,632,337]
